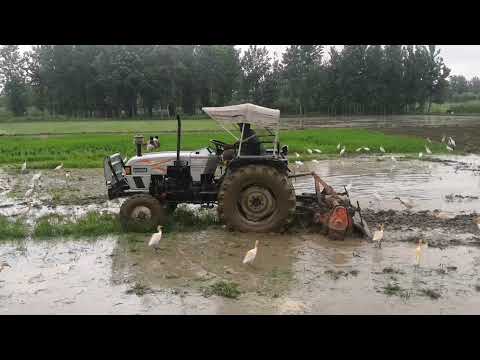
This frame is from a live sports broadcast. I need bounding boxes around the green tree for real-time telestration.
[282,45,324,115]
[240,45,271,104]
[0,45,29,116]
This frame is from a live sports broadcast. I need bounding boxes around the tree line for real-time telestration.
[0,44,460,118]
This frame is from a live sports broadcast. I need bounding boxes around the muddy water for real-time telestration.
[2,231,480,314]
[282,114,480,130]
[2,155,480,314]
[293,154,480,214]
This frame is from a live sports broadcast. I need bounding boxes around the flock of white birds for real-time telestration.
[14,133,467,269]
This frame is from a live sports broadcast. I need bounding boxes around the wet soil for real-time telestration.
[1,152,480,314]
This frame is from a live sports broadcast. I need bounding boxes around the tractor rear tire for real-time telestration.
[217,165,296,233]
[119,194,167,232]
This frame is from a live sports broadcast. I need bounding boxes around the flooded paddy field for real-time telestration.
[1,151,480,314]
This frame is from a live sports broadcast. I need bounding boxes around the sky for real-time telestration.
[17,45,480,79]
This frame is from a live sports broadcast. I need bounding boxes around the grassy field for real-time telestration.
[431,100,480,114]
[0,118,218,135]
[0,129,447,169]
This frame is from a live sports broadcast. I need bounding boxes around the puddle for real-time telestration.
[1,232,480,314]
[1,151,480,314]
[292,154,480,214]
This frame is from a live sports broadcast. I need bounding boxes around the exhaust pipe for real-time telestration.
[175,115,183,166]
[134,135,144,157]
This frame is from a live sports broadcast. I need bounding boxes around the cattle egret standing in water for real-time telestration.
[448,137,456,148]
[243,240,259,265]
[372,224,384,248]
[380,146,386,153]
[148,225,163,251]
[394,196,414,210]
[474,217,480,230]
[54,162,64,171]
[25,186,34,199]
[415,239,428,267]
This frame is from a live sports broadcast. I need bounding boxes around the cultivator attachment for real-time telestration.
[292,172,371,240]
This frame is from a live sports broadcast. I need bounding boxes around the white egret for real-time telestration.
[148,225,163,251]
[356,147,362,152]
[425,145,432,154]
[295,152,300,158]
[243,240,259,265]
[314,149,322,153]
[307,149,313,154]
[54,162,64,171]
[394,196,415,210]
[363,147,370,151]
[415,239,428,266]
[339,146,345,156]
[32,172,42,183]
[448,137,456,148]
[418,152,423,158]
[380,146,386,153]
[337,143,341,150]
[21,161,27,173]
[474,217,480,230]
[25,187,34,199]
[372,224,384,248]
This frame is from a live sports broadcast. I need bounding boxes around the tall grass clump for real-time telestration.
[33,212,121,238]
[0,216,28,240]
[165,206,219,233]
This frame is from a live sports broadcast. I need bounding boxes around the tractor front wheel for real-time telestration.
[217,165,296,233]
[119,194,167,232]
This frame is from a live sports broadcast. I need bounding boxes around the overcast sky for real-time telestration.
[18,45,480,79]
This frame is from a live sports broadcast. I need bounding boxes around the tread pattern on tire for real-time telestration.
[217,165,296,233]
[119,193,167,232]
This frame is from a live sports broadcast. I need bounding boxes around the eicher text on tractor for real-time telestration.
[103,103,371,240]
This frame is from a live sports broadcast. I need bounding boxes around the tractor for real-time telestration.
[104,103,370,239]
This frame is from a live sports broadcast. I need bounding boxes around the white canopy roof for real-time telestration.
[202,103,280,129]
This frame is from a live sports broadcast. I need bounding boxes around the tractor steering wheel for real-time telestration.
[209,139,228,152]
